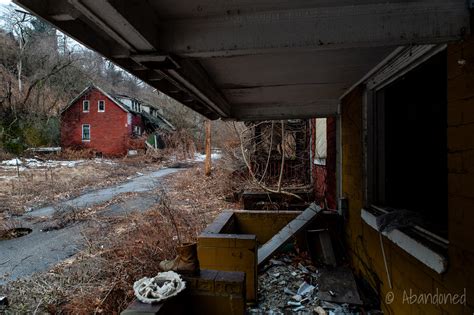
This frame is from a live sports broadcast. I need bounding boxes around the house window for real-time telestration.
[83,100,90,112]
[133,126,141,136]
[98,100,105,112]
[132,101,141,112]
[82,124,90,141]
[367,51,447,238]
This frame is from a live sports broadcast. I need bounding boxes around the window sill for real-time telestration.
[361,208,448,274]
[82,139,90,142]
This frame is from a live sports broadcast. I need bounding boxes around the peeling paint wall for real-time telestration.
[311,117,337,209]
[341,37,474,314]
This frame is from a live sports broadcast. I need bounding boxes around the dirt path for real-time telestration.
[0,167,183,285]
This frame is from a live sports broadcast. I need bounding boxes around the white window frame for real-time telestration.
[82,124,90,141]
[98,100,105,112]
[83,100,90,112]
[361,208,448,273]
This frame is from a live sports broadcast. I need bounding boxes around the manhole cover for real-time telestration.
[0,227,32,240]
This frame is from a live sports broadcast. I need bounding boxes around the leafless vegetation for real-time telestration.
[0,163,240,314]
[231,120,310,200]
[0,5,208,156]
[0,157,161,217]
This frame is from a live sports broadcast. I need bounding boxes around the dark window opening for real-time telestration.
[98,100,105,112]
[369,51,447,238]
[133,126,142,136]
[82,124,90,141]
[83,100,90,112]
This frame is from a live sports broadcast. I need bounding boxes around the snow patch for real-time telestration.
[193,151,222,162]
[0,158,87,169]
[1,158,22,166]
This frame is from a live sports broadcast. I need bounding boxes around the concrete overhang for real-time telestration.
[13,0,471,121]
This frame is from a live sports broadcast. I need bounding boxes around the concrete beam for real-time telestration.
[68,0,155,52]
[168,60,231,117]
[231,100,339,121]
[159,2,469,57]
[13,0,226,120]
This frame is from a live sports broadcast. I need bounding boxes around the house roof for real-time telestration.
[62,84,131,114]
[112,92,176,131]
[140,111,175,132]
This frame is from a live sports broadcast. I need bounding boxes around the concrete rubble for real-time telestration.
[248,255,363,315]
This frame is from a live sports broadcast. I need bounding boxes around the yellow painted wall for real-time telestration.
[234,210,299,245]
[197,210,299,303]
[341,37,474,314]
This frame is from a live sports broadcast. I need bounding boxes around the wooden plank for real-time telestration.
[317,267,363,305]
[257,203,321,266]
[317,230,337,267]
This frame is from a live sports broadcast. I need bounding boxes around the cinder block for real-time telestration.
[184,270,245,315]
[198,240,257,301]
[199,235,235,248]
[203,211,235,234]
[448,173,474,198]
[196,247,218,266]
[195,269,218,292]
[234,235,257,249]
[448,152,465,174]
[448,73,474,103]
[214,271,245,295]
[448,123,474,151]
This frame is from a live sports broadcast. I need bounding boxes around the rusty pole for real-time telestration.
[205,120,212,176]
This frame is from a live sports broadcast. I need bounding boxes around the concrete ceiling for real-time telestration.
[14,0,471,120]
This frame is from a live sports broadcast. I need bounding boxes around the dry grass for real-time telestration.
[0,163,241,314]
[0,157,162,217]
[165,162,245,213]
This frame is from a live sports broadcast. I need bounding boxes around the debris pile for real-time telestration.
[249,254,363,315]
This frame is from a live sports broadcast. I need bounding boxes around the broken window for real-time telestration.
[83,100,89,112]
[82,124,90,141]
[98,100,105,112]
[367,51,447,237]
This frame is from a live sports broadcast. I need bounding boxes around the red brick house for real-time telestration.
[60,85,145,156]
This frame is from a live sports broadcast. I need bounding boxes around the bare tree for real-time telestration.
[3,9,33,94]
[233,121,303,200]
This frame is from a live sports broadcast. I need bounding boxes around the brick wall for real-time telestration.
[341,36,474,314]
[61,89,131,156]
